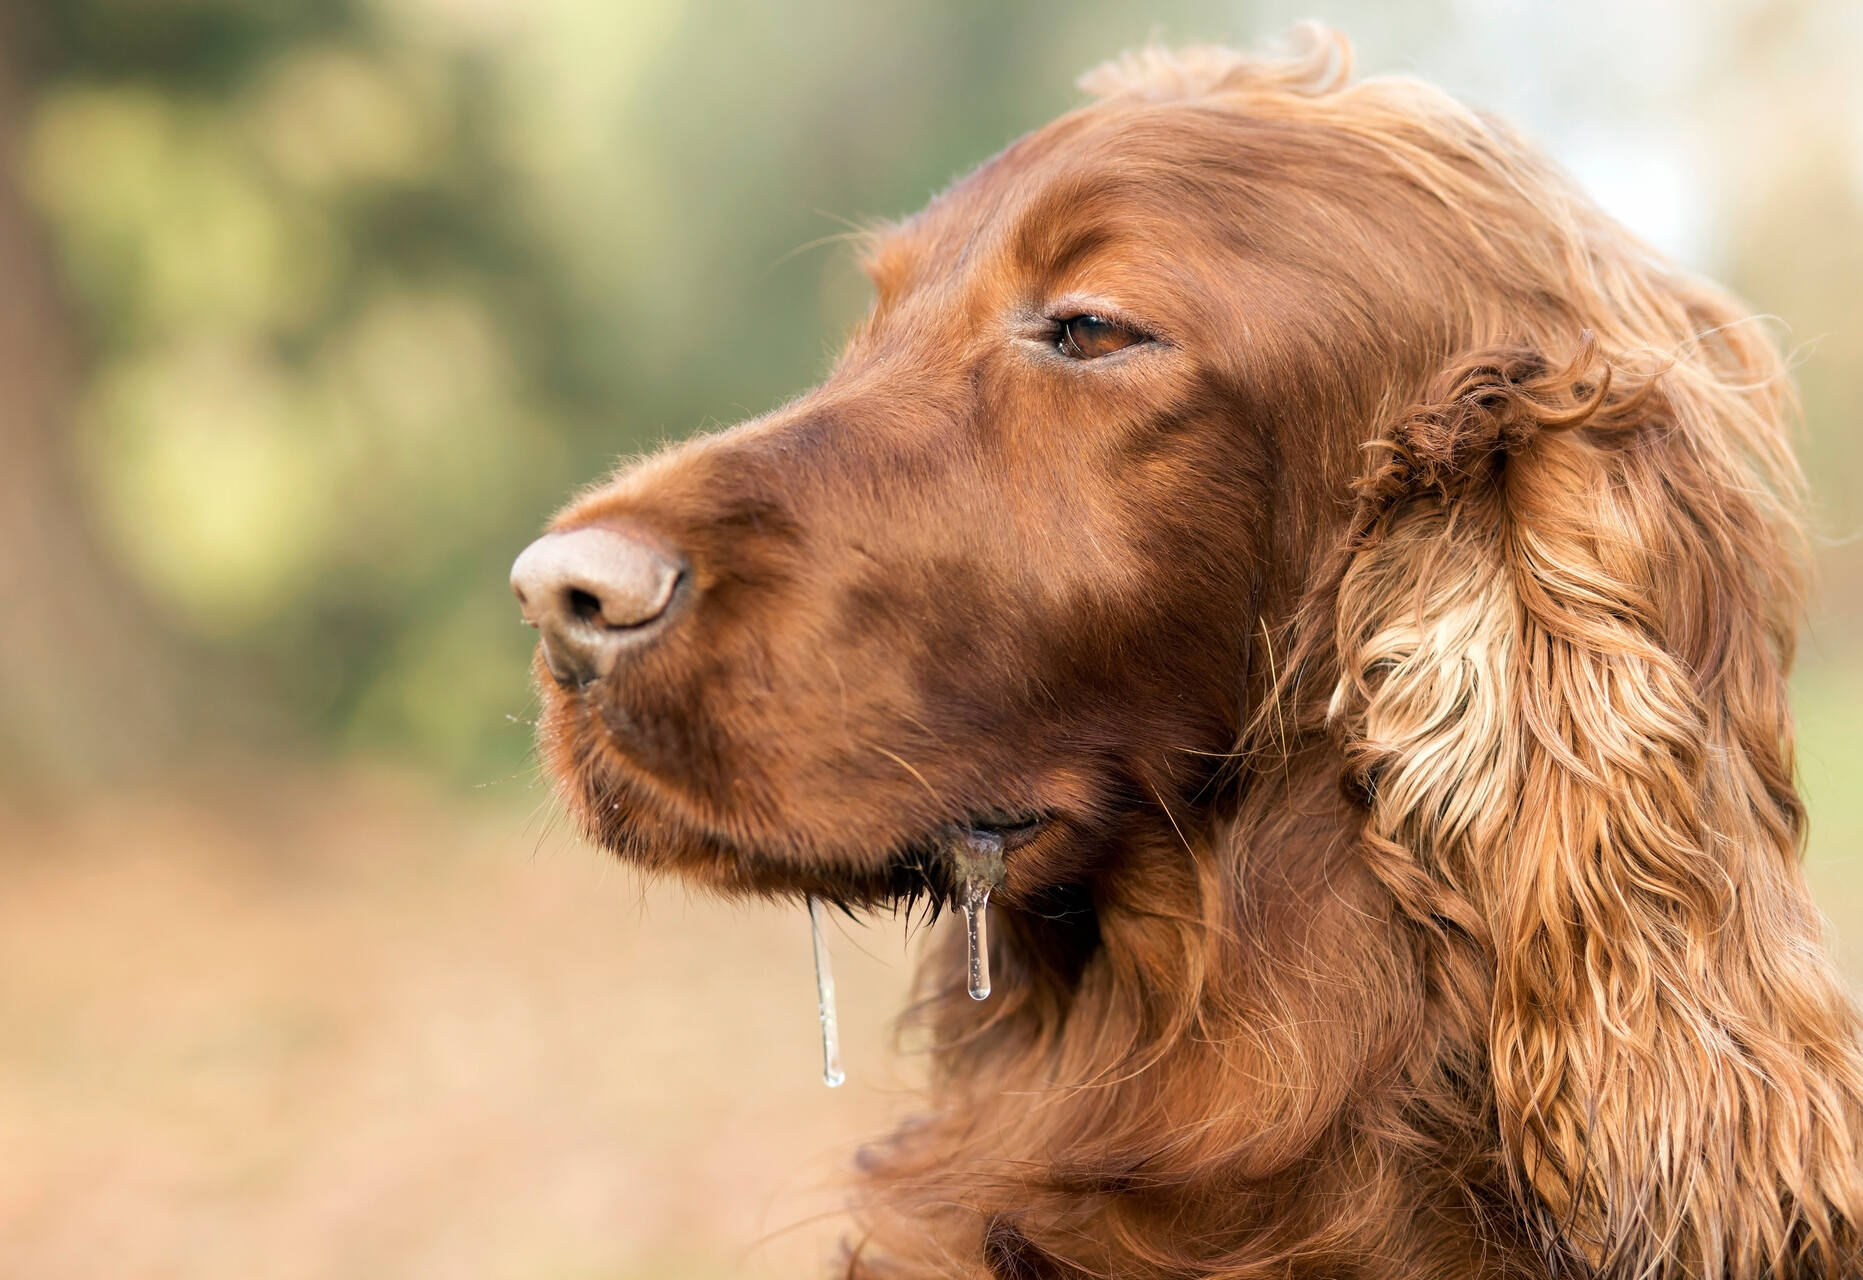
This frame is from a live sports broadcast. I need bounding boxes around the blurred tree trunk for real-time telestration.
[0,18,186,796]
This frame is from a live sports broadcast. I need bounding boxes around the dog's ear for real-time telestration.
[1320,338,1863,1276]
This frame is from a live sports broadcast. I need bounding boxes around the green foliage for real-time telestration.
[22,0,1280,779]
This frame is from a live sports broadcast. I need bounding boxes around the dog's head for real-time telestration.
[516,32,1475,906]
[516,29,1861,1278]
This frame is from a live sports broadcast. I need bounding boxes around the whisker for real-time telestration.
[869,745,945,810]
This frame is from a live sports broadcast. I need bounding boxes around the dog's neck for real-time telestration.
[846,747,1542,1280]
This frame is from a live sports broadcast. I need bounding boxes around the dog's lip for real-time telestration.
[857,811,1054,870]
[738,810,1057,898]
[965,811,1050,850]
[817,811,1057,915]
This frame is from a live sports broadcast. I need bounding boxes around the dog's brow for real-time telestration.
[1018,222,1118,289]
[1002,169,1146,286]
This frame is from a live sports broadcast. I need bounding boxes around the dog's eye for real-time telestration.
[1057,314,1145,359]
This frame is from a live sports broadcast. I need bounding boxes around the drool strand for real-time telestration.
[960,876,991,1000]
[806,895,845,1087]
[949,830,1006,1002]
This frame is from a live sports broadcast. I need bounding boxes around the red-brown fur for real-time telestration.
[528,28,1863,1278]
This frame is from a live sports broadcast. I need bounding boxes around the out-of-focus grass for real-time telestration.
[1798,658,1863,975]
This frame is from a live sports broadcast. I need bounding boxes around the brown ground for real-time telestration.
[0,771,918,1280]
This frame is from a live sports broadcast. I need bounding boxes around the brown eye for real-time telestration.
[1058,314,1145,359]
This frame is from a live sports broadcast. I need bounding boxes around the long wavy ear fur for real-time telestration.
[1323,338,1863,1276]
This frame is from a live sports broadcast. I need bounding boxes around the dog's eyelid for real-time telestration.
[1041,296,1150,327]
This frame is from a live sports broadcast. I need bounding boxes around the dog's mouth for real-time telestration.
[851,811,1050,918]
[695,806,1056,918]
[535,644,1068,912]
[537,646,1086,1079]
[557,714,1060,909]
[536,632,1098,1083]
[586,750,1059,1076]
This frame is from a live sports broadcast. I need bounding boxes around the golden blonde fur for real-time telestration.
[1264,26,1863,1272]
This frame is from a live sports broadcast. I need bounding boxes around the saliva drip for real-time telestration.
[960,876,992,1000]
[806,895,845,1087]
[804,828,1006,1085]
[950,830,1006,1002]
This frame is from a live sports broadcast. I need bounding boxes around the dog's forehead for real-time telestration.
[860,101,1240,301]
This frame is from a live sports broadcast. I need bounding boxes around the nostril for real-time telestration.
[510,526,687,686]
[566,587,605,625]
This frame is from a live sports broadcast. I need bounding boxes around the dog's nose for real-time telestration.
[510,527,684,686]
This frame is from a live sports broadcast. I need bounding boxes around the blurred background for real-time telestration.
[2,0,1859,1276]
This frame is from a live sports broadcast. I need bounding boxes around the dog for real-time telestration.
[510,27,1863,1279]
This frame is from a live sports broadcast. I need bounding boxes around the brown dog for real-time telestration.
[511,28,1863,1279]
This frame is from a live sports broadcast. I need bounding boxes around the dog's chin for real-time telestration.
[580,795,952,909]
[549,719,1055,913]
